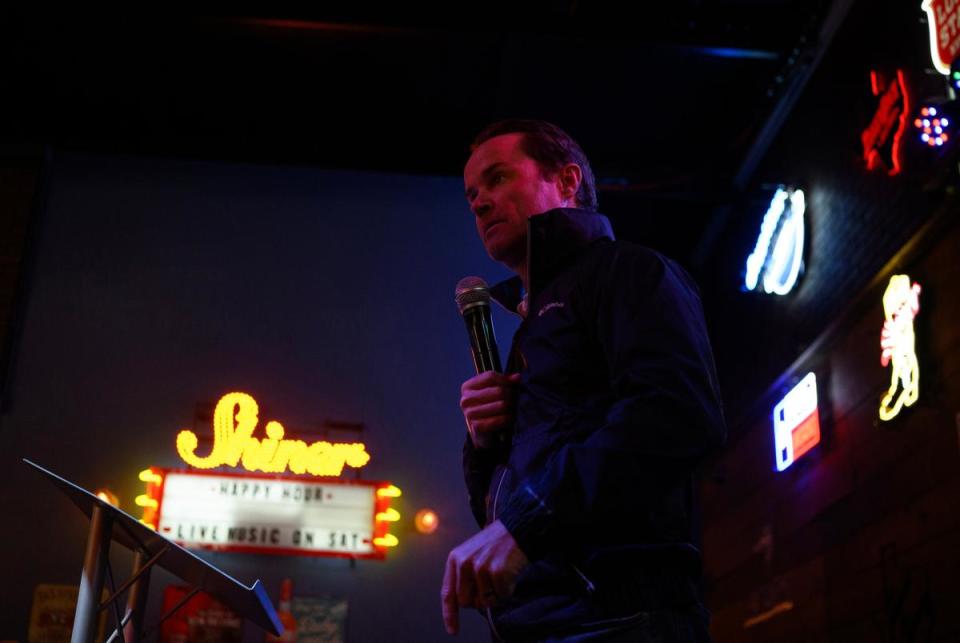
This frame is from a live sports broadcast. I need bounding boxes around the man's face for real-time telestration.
[463,133,567,270]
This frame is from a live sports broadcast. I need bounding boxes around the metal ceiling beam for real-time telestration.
[219,16,780,60]
[689,0,856,269]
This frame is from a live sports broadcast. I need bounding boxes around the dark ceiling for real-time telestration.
[2,3,836,263]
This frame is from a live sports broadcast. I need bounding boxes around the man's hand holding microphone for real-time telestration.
[442,277,528,635]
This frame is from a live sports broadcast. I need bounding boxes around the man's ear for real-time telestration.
[558,163,583,204]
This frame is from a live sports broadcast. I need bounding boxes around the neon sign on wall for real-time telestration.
[862,70,910,176]
[176,392,371,476]
[879,275,922,421]
[136,467,402,558]
[744,187,805,295]
[773,372,821,471]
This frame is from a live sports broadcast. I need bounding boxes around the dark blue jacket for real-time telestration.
[462,208,725,641]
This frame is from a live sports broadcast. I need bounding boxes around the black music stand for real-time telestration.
[24,459,283,643]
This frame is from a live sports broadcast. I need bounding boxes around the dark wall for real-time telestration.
[0,151,517,642]
[699,1,960,640]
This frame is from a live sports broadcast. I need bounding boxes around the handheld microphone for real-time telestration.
[455,277,502,374]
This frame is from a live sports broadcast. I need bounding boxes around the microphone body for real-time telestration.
[455,277,502,374]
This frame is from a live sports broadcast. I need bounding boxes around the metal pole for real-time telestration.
[122,550,152,643]
[72,504,113,643]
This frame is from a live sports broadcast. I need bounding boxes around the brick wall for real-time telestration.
[701,203,960,641]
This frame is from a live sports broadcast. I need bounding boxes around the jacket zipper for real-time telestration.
[571,564,597,594]
[485,468,509,641]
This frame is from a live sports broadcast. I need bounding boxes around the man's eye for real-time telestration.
[492,173,506,185]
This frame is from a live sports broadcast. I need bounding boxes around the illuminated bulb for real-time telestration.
[937,138,944,146]
[376,508,401,522]
[930,107,938,116]
[921,107,929,116]
[414,509,439,535]
[923,119,931,127]
[377,485,402,498]
[139,469,163,484]
[373,534,399,548]
[942,118,950,126]
[936,126,943,134]
[139,519,157,530]
[922,133,930,142]
[942,133,949,141]
[135,494,158,509]
[95,489,119,507]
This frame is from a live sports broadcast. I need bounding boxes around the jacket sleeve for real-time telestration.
[496,248,726,560]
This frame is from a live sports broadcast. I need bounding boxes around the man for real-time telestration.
[441,120,725,642]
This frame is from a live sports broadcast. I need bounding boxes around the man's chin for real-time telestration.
[485,243,523,271]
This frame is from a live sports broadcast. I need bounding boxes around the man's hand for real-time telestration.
[441,520,529,635]
[460,371,521,449]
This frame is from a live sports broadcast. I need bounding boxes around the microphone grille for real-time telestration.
[455,276,491,313]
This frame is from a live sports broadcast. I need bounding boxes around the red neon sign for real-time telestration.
[862,70,910,176]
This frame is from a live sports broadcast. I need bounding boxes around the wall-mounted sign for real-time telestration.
[159,585,242,643]
[138,468,401,558]
[773,372,821,471]
[744,187,805,296]
[862,70,910,176]
[879,275,922,421]
[29,584,106,643]
[922,0,960,75]
[176,392,370,477]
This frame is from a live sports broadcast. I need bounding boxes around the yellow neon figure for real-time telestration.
[176,392,371,476]
[879,275,922,421]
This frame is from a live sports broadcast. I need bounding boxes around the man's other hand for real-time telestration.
[460,371,521,449]
[441,520,529,635]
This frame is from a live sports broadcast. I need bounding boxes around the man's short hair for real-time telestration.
[471,119,599,212]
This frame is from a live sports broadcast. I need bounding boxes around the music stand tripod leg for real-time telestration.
[72,503,113,643]
[122,550,151,643]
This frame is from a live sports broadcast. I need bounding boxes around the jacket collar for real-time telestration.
[490,208,615,314]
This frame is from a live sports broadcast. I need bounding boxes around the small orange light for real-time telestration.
[414,509,439,535]
[95,489,119,507]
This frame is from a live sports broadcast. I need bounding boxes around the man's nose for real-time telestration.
[474,202,492,217]
[472,195,492,218]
